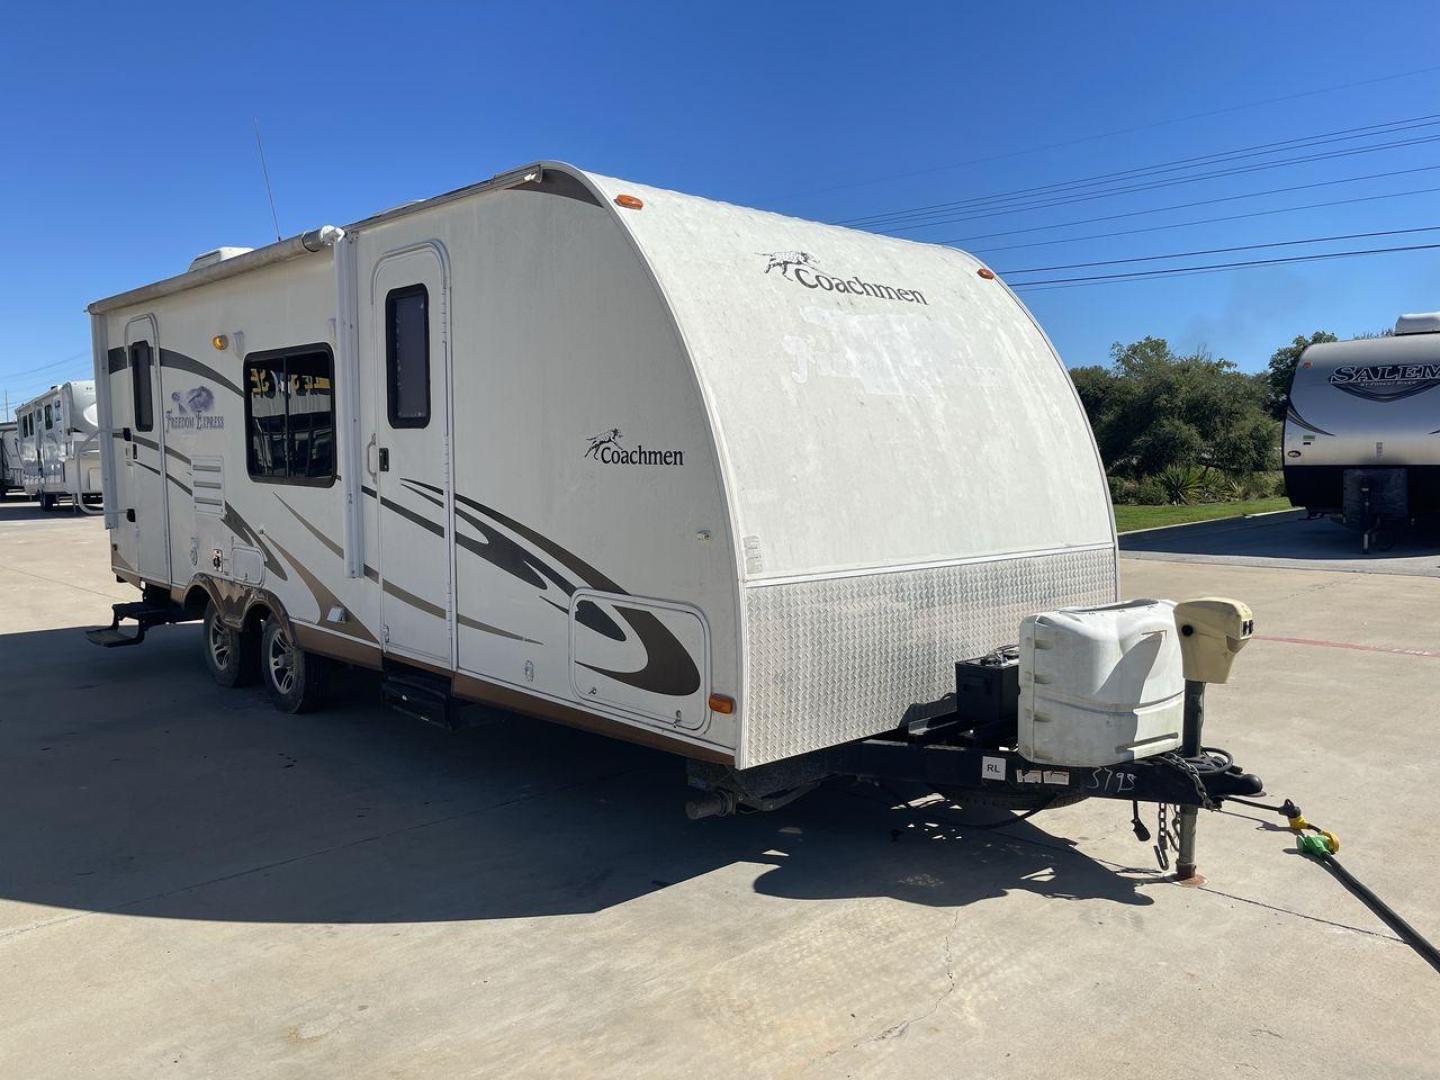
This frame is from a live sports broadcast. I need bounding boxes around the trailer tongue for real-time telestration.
[687,597,1261,883]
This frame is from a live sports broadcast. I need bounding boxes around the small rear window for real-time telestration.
[385,284,430,428]
[129,340,154,432]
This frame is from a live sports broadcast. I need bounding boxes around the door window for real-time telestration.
[129,341,154,432]
[44,404,53,430]
[385,284,430,428]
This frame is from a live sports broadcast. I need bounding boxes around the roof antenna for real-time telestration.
[253,118,282,242]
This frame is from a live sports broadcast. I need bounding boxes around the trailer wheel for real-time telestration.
[202,603,257,688]
[261,617,330,713]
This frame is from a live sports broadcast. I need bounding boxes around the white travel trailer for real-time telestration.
[14,381,102,510]
[0,421,20,496]
[86,160,1277,850]
[1284,314,1440,547]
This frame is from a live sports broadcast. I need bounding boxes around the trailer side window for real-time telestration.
[385,284,430,428]
[244,345,335,485]
[128,341,155,432]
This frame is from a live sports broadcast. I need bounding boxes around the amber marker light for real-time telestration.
[211,334,229,350]
[614,194,644,210]
[708,693,735,714]
[977,267,996,280]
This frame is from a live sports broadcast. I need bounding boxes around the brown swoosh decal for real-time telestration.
[263,533,377,644]
[158,348,243,399]
[410,479,700,699]
[131,457,192,497]
[220,502,287,581]
[577,606,702,697]
[278,494,535,644]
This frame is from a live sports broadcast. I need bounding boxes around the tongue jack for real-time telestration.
[1172,598,1255,883]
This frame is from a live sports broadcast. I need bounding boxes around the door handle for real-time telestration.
[378,448,390,472]
[365,434,377,479]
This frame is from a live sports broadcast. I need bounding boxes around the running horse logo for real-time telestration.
[759,250,818,279]
[169,386,216,415]
[585,428,623,459]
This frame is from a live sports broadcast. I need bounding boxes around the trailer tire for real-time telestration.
[202,603,258,688]
[261,617,330,714]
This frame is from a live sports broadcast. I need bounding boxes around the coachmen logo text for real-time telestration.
[584,429,684,466]
[759,251,927,305]
[1328,364,1440,402]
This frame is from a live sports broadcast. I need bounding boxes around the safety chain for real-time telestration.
[1159,751,1217,812]
[1150,803,1184,871]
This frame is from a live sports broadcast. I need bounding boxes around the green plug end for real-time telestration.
[1297,834,1332,859]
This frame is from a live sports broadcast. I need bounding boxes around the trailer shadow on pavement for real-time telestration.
[0,497,57,523]
[1120,510,1440,574]
[0,625,1153,928]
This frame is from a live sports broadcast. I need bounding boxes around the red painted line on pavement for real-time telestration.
[1255,634,1440,659]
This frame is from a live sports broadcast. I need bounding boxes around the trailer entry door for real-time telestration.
[369,246,454,666]
[123,316,170,585]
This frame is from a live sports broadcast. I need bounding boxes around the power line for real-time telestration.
[870,131,1440,233]
[932,161,1440,246]
[969,184,1440,255]
[997,224,1440,275]
[1007,240,1440,289]
[782,62,1440,201]
[842,111,1440,227]
[0,349,89,382]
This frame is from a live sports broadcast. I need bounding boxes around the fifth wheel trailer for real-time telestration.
[0,421,19,496]
[14,380,102,510]
[85,162,1265,853]
[1284,313,1440,544]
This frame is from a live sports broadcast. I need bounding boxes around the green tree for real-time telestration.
[1261,331,1337,420]
[1070,337,1279,480]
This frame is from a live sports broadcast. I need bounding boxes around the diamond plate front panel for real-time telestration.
[740,546,1116,766]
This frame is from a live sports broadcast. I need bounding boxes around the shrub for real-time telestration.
[1210,473,1247,502]
[1239,471,1283,499]
[1134,477,1169,505]
[1108,475,1140,504]
[1156,463,1211,505]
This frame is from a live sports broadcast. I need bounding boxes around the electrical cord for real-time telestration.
[1299,838,1440,975]
[1236,797,1440,975]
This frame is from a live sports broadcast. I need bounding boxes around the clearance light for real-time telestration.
[211,334,229,350]
[977,267,996,280]
[708,693,735,715]
[614,194,644,210]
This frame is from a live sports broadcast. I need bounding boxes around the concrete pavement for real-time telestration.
[1,499,1437,1078]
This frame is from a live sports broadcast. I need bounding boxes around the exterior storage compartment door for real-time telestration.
[569,592,710,730]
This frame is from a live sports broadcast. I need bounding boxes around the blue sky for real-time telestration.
[4,2,1440,414]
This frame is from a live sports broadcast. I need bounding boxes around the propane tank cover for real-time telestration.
[1018,599,1185,767]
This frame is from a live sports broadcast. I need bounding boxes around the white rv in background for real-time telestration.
[85,162,1116,772]
[0,421,20,496]
[14,381,102,510]
[1284,313,1440,544]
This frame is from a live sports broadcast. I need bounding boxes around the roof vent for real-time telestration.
[188,246,254,272]
[1394,312,1440,335]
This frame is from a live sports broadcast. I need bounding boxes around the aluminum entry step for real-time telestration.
[85,626,147,648]
[84,600,186,649]
[381,671,457,730]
